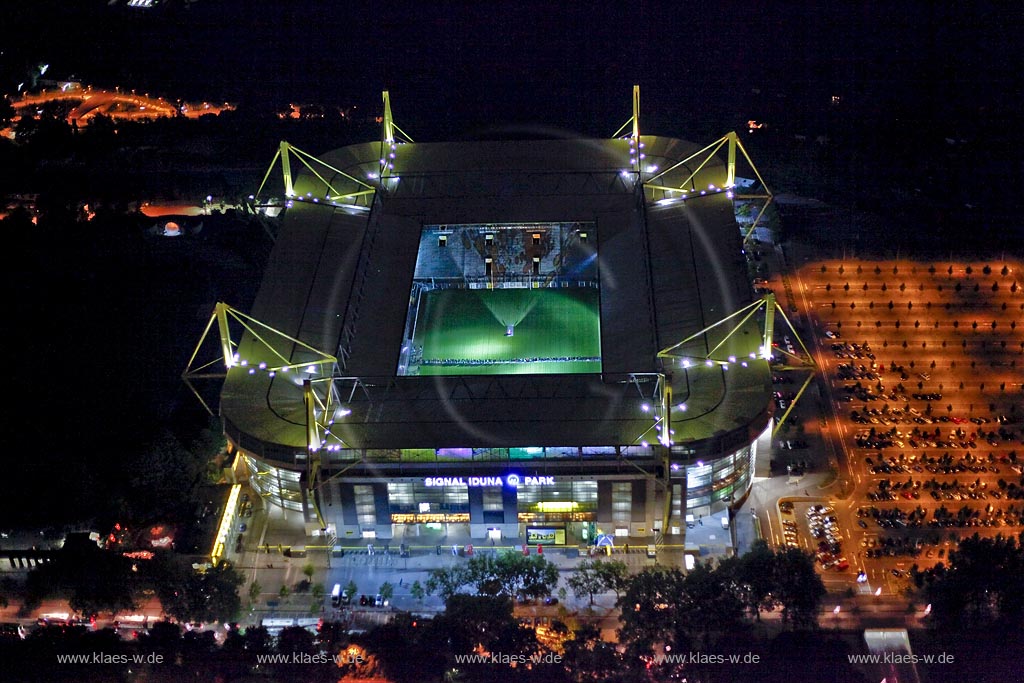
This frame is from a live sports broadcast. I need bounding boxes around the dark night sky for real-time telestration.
[3,1,1021,140]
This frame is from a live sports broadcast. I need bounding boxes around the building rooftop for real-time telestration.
[220,135,771,462]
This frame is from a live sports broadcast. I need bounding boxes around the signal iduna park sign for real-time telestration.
[423,474,554,487]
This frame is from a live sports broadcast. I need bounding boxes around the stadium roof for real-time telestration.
[220,134,771,459]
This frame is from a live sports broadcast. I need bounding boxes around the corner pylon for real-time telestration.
[656,293,814,436]
[253,141,377,204]
[182,302,346,524]
[380,90,414,179]
[726,131,775,246]
[611,85,643,174]
[182,302,339,413]
[643,130,774,245]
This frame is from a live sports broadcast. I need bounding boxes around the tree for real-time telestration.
[461,552,559,600]
[730,539,781,620]
[23,537,139,617]
[345,579,359,602]
[275,626,317,666]
[150,555,243,624]
[772,547,826,628]
[357,613,437,683]
[917,533,1024,630]
[517,554,560,601]
[436,594,530,657]
[410,580,425,603]
[617,566,683,656]
[126,429,206,520]
[568,560,608,606]
[561,622,622,682]
[675,561,746,650]
[248,580,262,606]
[425,565,471,601]
[0,97,14,125]
[302,562,316,582]
[568,559,629,605]
[379,581,395,603]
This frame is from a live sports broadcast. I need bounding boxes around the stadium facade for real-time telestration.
[216,100,773,545]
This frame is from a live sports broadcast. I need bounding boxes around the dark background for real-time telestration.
[4,1,1021,141]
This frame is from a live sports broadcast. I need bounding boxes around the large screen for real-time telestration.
[396,223,601,376]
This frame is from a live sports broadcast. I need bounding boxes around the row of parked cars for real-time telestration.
[331,584,388,608]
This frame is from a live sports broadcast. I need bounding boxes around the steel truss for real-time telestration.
[656,293,816,437]
[182,302,347,526]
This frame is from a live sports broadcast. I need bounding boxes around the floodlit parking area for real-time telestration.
[796,258,1024,571]
[777,500,850,573]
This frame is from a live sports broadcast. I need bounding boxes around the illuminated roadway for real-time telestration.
[9,87,234,126]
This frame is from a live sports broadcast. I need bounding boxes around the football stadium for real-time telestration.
[203,89,774,546]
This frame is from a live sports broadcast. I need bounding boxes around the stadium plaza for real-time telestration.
[198,89,775,554]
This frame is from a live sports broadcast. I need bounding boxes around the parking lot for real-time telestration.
[780,258,1023,587]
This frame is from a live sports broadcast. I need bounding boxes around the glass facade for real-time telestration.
[518,481,597,520]
[387,482,470,516]
[682,444,754,510]
[611,482,632,524]
[353,485,377,528]
[324,445,656,464]
[242,434,757,525]
[244,455,304,511]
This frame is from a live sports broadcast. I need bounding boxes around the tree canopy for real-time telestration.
[426,551,559,602]
[915,532,1024,630]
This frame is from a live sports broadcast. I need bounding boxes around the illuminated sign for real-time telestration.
[527,527,566,545]
[422,475,554,487]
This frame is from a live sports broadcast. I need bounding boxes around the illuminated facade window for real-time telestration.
[671,484,684,519]
[354,485,377,528]
[683,445,753,511]
[245,456,303,511]
[612,482,632,524]
[482,487,503,512]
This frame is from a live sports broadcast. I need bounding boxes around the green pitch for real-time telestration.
[412,287,601,375]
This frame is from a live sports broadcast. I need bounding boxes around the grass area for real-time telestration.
[412,287,601,375]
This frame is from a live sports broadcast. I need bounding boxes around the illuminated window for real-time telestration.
[532,232,541,245]
[482,487,503,512]
[438,234,447,248]
[672,484,683,519]
[580,232,588,244]
[612,483,632,524]
[532,257,540,275]
[354,485,377,528]
[485,258,492,277]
